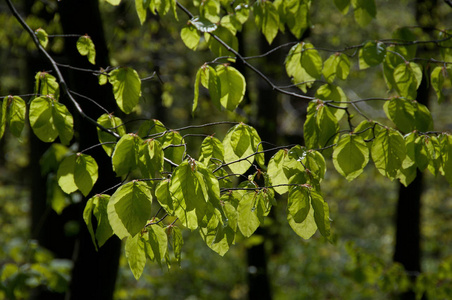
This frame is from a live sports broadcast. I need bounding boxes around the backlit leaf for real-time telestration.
[112,133,142,177]
[109,67,142,114]
[76,35,96,65]
[351,0,376,27]
[359,41,386,69]
[254,0,280,44]
[97,113,126,156]
[285,42,322,92]
[371,127,406,180]
[333,134,369,181]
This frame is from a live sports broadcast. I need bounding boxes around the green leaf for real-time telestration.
[112,133,142,177]
[237,190,260,237]
[254,0,280,44]
[29,96,74,145]
[285,42,322,92]
[97,113,126,156]
[267,148,305,195]
[135,0,148,24]
[414,135,432,171]
[323,53,351,83]
[371,128,406,180]
[287,185,310,223]
[35,28,48,48]
[315,84,348,121]
[283,0,310,39]
[35,72,60,99]
[207,65,221,110]
[431,66,446,104]
[3,96,26,137]
[440,134,452,185]
[393,62,422,99]
[40,143,69,175]
[334,0,350,14]
[304,101,339,149]
[181,24,200,50]
[223,123,264,175]
[137,119,166,138]
[138,138,164,179]
[57,153,98,196]
[108,180,152,239]
[76,35,96,65]
[351,0,376,27]
[199,221,235,256]
[199,0,220,23]
[383,47,406,91]
[169,160,210,230]
[125,234,147,279]
[108,67,142,114]
[147,225,168,265]
[205,25,238,57]
[359,41,386,69]
[426,136,441,176]
[158,130,185,165]
[383,97,433,133]
[84,194,113,250]
[168,226,183,265]
[198,136,224,167]
[105,0,121,5]
[215,64,246,111]
[311,190,330,238]
[155,179,174,215]
[333,134,369,181]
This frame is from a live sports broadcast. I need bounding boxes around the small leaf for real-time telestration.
[135,0,147,24]
[35,28,48,48]
[315,84,348,121]
[181,24,201,50]
[147,225,168,265]
[323,53,351,83]
[334,0,350,14]
[359,41,386,69]
[109,67,142,114]
[285,42,322,92]
[311,191,330,238]
[3,96,26,138]
[108,180,152,239]
[287,185,310,223]
[304,101,339,149]
[158,130,185,165]
[237,191,260,237]
[83,194,113,250]
[97,113,126,156]
[168,226,183,265]
[105,0,121,5]
[283,0,310,39]
[76,35,96,65]
[138,138,164,179]
[431,66,446,104]
[198,136,224,167]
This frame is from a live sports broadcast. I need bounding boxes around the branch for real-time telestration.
[5,0,120,139]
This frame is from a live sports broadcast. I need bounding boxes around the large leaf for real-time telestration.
[57,153,98,196]
[315,84,348,121]
[267,148,304,195]
[138,139,164,179]
[253,0,280,44]
[215,64,246,111]
[146,225,168,266]
[109,67,142,114]
[359,41,386,69]
[323,53,351,83]
[282,0,310,39]
[169,160,210,230]
[430,66,446,104]
[333,134,369,181]
[393,62,422,99]
[383,97,433,133]
[107,180,152,239]
[181,24,201,50]
[29,96,73,145]
[303,100,339,149]
[198,136,224,167]
[125,234,147,279]
[285,42,322,92]
[371,128,406,180]
[223,123,264,175]
[112,133,142,177]
[83,194,113,250]
[311,191,331,238]
[205,26,238,57]
[237,190,260,237]
[158,130,185,165]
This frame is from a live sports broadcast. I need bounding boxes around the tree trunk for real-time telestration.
[56,1,121,299]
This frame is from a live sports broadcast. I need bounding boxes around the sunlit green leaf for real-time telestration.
[431,66,446,104]
[254,0,280,44]
[3,96,26,138]
[57,153,98,196]
[181,24,200,50]
[359,41,386,69]
[285,42,322,92]
[393,62,422,99]
[146,225,168,266]
[108,180,152,239]
[97,113,126,156]
[35,72,60,99]
[333,133,369,181]
[304,101,339,149]
[109,67,142,114]
[112,133,142,177]
[205,26,238,57]
[84,194,113,250]
[125,234,147,279]
[323,53,351,83]
[199,136,224,167]
[311,190,330,238]
[283,0,310,39]
[76,35,96,65]
[158,130,185,165]
[371,127,406,180]
[138,138,164,179]
[35,28,48,48]
[315,84,348,121]
[135,0,147,24]
[216,64,246,111]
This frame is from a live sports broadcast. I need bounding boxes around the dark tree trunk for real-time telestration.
[393,1,437,299]
[56,1,121,299]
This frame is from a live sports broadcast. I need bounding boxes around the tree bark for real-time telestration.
[56,1,121,299]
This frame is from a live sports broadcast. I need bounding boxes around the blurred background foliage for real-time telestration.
[1,0,451,299]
